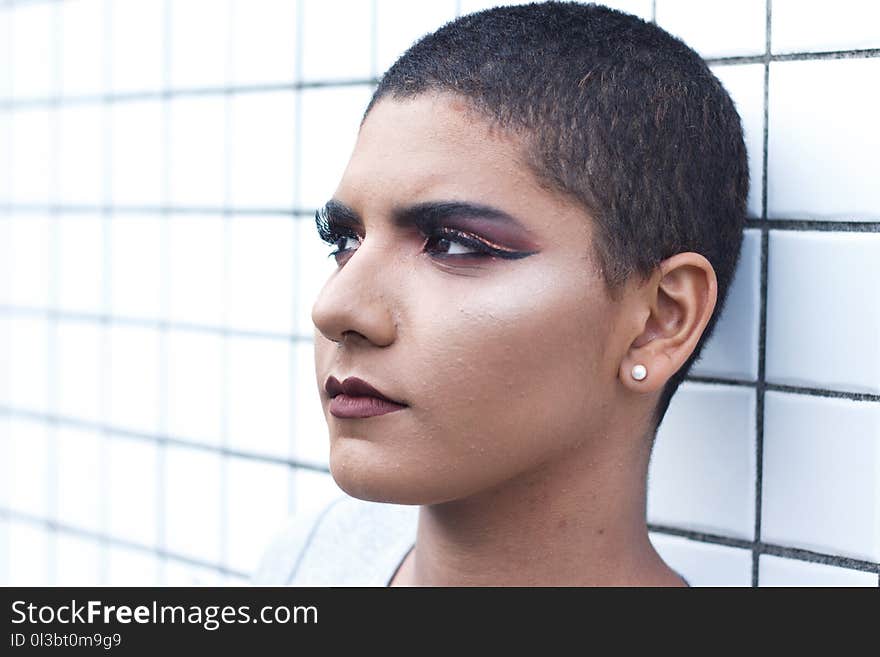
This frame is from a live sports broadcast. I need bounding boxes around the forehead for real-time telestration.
[336,93,569,222]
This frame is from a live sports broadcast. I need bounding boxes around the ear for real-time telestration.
[619,252,718,393]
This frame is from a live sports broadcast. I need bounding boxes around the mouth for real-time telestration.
[324,376,408,419]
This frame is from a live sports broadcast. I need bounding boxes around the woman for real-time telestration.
[253,1,747,587]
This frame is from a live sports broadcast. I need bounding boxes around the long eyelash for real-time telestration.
[315,207,356,247]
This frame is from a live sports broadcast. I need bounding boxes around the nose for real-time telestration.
[311,239,398,348]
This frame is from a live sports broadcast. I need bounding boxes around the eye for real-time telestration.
[314,207,526,264]
[423,229,491,258]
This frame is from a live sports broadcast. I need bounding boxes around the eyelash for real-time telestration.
[314,208,519,262]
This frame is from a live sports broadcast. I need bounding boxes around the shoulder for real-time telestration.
[250,494,418,586]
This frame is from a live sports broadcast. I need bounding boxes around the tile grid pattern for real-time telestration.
[0,0,878,586]
[648,0,880,586]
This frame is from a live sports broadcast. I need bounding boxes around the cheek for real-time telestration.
[399,274,612,479]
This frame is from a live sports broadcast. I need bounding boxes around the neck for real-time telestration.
[396,434,684,586]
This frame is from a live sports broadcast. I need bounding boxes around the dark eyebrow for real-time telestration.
[322,198,531,232]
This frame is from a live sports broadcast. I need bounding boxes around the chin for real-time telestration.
[327,438,469,506]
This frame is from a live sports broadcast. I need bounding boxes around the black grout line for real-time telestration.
[706,47,880,66]
[98,0,112,585]
[0,405,332,475]
[0,305,316,341]
[0,79,379,110]
[1,43,879,109]
[2,305,878,402]
[219,0,235,581]
[745,219,880,232]
[0,508,249,580]
[287,0,306,523]
[45,0,60,587]
[155,0,173,586]
[3,0,879,588]
[3,204,879,230]
[649,523,880,575]
[751,0,773,590]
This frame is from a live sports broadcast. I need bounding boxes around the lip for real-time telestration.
[325,376,408,419]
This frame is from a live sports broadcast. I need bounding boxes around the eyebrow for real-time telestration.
[322,198,531,233]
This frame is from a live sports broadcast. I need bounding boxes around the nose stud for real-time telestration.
[631,364,647,381]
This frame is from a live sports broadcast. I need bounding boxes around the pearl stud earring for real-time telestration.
[631,364,647,381]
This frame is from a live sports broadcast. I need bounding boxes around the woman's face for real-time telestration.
[312,92,637,505]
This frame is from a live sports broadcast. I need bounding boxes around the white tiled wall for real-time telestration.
[0,1,877,587]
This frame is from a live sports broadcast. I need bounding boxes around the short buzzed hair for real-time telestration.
[363,1,749,434]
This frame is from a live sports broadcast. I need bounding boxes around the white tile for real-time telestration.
[655,0,765,58]
[10,1,56,100]
[228,91,296,209]
[7,522,50,586]
[772,0,880,54]
[227,215,294,335]
[293,341,329,467]
[167,213,224,326]
[297,85,375,210]
[55,425,103,534]
[7,213,50,308]
[163,559,223,586]
[291,468,342,519]
[759,554,877,587]
[166,331,223,446]
[110,0,165,94]
[110,214,162,319]
[709,63,765,219]
[225,456,289,574]
[107,545,160,585]
[11,108,53,204]
[57,214,104,314]
[0,519,7,585]
[0,217,11,306]
[107,434,158,546]
[57,104,105,205]
[169,0,231,90]
[294,214,338,335]
[55,319,102,424]
[226,336,291,458]
[647,382,756,539]
[766,231,880,394]
[768,58,880,221]
[691,229,760,381]
[110,100,164,206]
[300,0,372,82]
[0,111,11,200]
[55,533,102,586]
[0,9,11,102]
[8,417,50,517]
[8,317,49,414]
[0,417,11,508]
[375,0,457,77]
[60,0,105,97]
[164,444,223,563]
[108,324,161,434]
[168,95,227,207]
[649,533,752,586]
[230,0,297,86]
[0,319,10,409]
[761,391,880,562]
